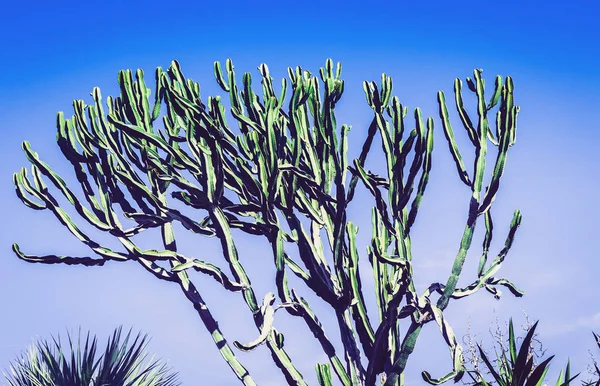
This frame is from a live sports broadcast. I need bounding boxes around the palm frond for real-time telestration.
[2,327,180,386]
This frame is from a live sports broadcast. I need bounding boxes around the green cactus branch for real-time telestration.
[13,59,523,385]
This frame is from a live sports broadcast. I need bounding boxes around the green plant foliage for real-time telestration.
[2,327,179,386]
[580,332,600,386]
[471,319,578,386]
[12,58,523,385]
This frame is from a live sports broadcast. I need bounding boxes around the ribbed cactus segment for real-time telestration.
[13,59,522,386]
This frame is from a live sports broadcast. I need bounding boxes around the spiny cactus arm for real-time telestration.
[346,222,376,355]
[366,320,391,385]
[435,207,517,304]
[383,322,423,386]
[21,142,118,233]
[13,167,47,210]
[16,155,195,282]
[13,165,131,262]
[368,208,391,323]
[477,210,494,276]
[150,202,259,385]
[136,257,179,282]
[105,84,204,179]
[365,309,406,385]
[233,292,277,351]
[208,207,258,304]
[486,75,504,112]
[283,213,342,305]
[420,302,465,384]
[267,227,300,314]
[282,251,311,279]
[406,115,434,232]
[336,310,366,385]
[106,113,201,177]
[57,107,121,221]
[366,255,417,385]
[478,77,519,215]
[488,213,523,264]
[346,116,384,205]
[422,209,523,300]
[228,288,353,386]
[112,239,245,291]
[14,168,179,282]
[454,78,478,147]
[316,363,335,386]
[172,270,258,386]
[361,82,434,239]
[282,226,362,376]
[289,289,352,386]
[11,244,105,266]
[363,78,395,205]
[151,186,261,385]
[394,109,428,212]
[430,171,475,328]
[315,63,346,255]
[171,258,247,292]
[451,210,524,299]
[278,164,338,207]
[350,160,395,233]
[437,91,472,186]
[470,71,489,203]
[437,70,519,312]
[103,157,214,236]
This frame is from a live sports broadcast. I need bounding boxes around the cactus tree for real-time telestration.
[12,58,522,385]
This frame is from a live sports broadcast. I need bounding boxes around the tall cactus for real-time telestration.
[12,59,523,385]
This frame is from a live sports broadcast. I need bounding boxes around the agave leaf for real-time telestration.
[523,355,554,386]
[508,319,518,367]
[478,344,507,386]
[512,320,539,383]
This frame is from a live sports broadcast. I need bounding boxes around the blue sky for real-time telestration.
[1,0,599,385]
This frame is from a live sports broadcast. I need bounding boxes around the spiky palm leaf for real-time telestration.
[580,332,600,386]
[3,327,180,386]
[472,319,578,386]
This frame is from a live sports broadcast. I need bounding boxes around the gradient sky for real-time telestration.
[1,0,599,385]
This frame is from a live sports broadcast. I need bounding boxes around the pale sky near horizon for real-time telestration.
[1,1,599,385]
